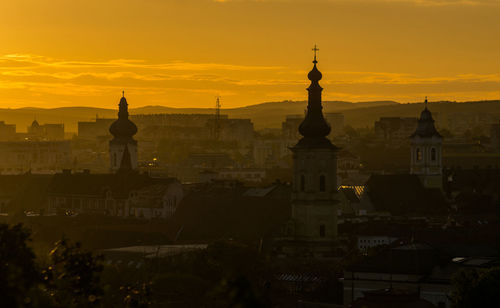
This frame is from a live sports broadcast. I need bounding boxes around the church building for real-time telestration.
[410,98,443,190]
[277,48,340,258]
[45,93,183,219]
[362,99,446,216]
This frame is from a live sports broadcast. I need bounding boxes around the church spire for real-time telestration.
[118,144,132,172]
[296,46,334,148]
[109,93,138,141]
[312,44,319,63]
[109,92,138,173]
[411,97,441,138]
[118,93,130,120]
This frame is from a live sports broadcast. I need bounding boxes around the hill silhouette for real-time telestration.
[1,100,500,133]
[0,100,397,133]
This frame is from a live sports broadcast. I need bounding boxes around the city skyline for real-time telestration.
[1,0,500,108]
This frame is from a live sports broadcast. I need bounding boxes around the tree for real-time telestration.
[0,223,39,307]
[450,267,500,308]
[210,275,266,308]
[157,241,271,306]
[0,223,151,307]
[42,238,104,307]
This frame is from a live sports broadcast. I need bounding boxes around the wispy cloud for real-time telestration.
[0,54,282,71]
[212,0,500,5]
[0,53,500,108]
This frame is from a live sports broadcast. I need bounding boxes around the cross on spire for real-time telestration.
[425,96,428,109]
[312,44,319,63]
[122,90,125,98]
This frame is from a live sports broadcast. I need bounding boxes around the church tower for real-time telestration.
[410,98,443,189]
[290,47,339,245]
[109,93,138,172]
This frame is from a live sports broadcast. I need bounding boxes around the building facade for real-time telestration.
[78,118,115,140]
[0,121,17,141]
[27,120,65,140]
[0,140,72,174]
[47,171,183,219]
[375,117,417,142]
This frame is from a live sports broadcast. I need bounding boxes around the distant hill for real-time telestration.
[341,100,500,129]
[0,100,398,133]
[1,100,500,133]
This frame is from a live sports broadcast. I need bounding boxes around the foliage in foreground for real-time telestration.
[0,223,150,308]
[0,223,271,307]
[450,267,500,308]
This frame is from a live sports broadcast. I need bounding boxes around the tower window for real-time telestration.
[300,175,305,191]
[431,148,436,161]
[416,148,422,161]
[319,175,326,192]
[320,224,326,237]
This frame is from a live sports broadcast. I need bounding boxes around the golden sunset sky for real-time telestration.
[1,0,500,109]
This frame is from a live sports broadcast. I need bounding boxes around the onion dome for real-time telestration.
[296,47,336,149]
[411,97,441,138]
[307,60,323,82]
[109,93,138,141]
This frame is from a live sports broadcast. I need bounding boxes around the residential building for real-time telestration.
[0,121,16,141]
[344,241,500,308]
[47,170,183,219]
[374,117,417,142]
[27,120,65,140]
[0,140,72,174]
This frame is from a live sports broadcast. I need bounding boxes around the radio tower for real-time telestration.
[214,96,221,141]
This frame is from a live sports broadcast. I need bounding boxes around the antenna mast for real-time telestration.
[214,96,221,141]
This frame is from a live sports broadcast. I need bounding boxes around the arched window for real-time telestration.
[319,175,326,192]
[300,175,305,191]
[416,148,422,161]
[431,148,436,161]
[320,224,326,237]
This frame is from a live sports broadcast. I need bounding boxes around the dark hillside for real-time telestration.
[1,100,500,132]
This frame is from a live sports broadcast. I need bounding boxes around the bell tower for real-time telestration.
[109,92,138,172]
[410,98,443,189]
[290,46,339,245]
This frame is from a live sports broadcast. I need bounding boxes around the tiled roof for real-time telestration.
[366,174,447,215]
[46,172,175,199]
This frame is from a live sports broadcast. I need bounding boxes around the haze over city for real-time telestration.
[2,1,500,307]
[1,0,500,108]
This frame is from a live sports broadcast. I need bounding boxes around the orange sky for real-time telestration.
[1,0,500,109]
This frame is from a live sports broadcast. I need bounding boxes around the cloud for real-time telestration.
[0,54,281,72]
[1,53,500,108]
[212,0,500,6]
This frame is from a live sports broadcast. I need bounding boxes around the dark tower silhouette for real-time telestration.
[214,96,221,141]
[297,46,333,148]
[289,46,339,256]
[109,92,138,172]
